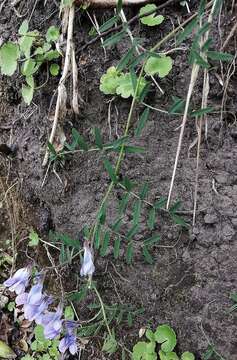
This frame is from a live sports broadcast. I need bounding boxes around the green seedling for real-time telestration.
[25,325,60,360]
[28,229,40,247]
[144,56,173,78]
[139,4,164,27]
[132,324,195,360]
[0,21,61,104]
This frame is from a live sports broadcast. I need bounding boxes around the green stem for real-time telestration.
[90,64,146,243]
[93,285,112,337]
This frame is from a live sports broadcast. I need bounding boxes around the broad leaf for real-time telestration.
[145,56,172,78]
[181,352,195,360]
[28,229,39,247]
[22,84,34,105]
[0,42,19,76]
[100,66,121,95]
[46,26,60,42]
[154,325,177,352]
[132,341,157,360]
[140,4,164,27]
[50,63,60,76]
[116,73,147,98]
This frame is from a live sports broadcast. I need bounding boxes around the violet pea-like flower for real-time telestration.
[80,243,95,277]
[16,282,52,322]
[37,304,63,339]
[4,267,30,295]
[59,321,78,355]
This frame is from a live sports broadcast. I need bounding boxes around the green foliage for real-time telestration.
[46,26,60,43]
[139,4,164,27]
[0,20,61,104]
[144,56,173,78]
[133,341,157,360]
[49,63,60,76]
[28,229,40,247]
[64,305,74,320]
[116,73,147,98]
[181,352,195,360]
[132,324,195,360]
[99,66,121,94]
[0,42,19,76]
[102,332,118,354]
[28,325,60,360]
[202,344,225,360]
[99,67,147,99]
[155,325,176,352]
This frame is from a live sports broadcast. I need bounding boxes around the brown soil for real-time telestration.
[0,1,237,359]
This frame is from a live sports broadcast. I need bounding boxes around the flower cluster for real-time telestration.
[3,243,95,356]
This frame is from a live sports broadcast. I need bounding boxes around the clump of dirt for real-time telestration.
[0,1,237,359]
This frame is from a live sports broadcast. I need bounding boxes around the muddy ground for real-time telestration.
[0,0,237,359]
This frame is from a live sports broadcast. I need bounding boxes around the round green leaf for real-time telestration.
[44,50,60,61]
[181,352,195,360]
[50,63,60,76]
[0,42,19,76]
[132,341,157,360]
[46,26,60,42]
[116,73,147,98]
[22,84,34,105]
[154,325,177,352]
[21,59,37,77]
[139,4,164,27]
[100,66,121,95]
[145,56,172,78]
[146,329,155,342]
[159,351,179,360]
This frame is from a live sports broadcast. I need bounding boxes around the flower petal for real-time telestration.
[59,337,67,353]
[28,283,43,305]
[15,292,28,305]
[69,343,77,355]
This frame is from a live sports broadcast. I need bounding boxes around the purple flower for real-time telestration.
[80,243,95,277]
[37,304,63,339]
[4,267,30,294]
[59,321,78,355]
[16,282,52,322]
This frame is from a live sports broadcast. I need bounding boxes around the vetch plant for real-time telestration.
[3,266,81,356]
[0,20,61,104]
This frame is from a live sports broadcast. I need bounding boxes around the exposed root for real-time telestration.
[42,4,77,167]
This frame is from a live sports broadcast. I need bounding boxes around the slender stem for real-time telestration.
[90,64,146,243]
[93,285,112,337]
